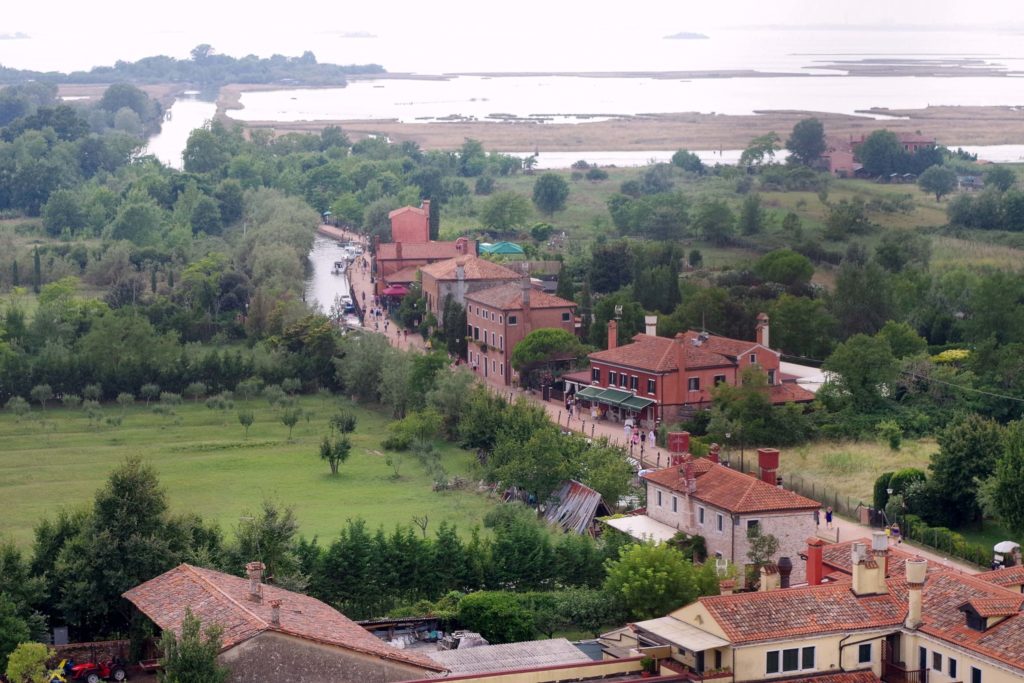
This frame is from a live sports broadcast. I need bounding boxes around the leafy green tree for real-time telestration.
[877,321,927,359]
[990,420,1024,536]
[336,332,389,402]
[281,407,301,441]
[694,199,735,246]
[984,165,1016,192]
[485,504,554,590]
[786,118,826,166]
[918,165,957,201]
[855,130,905,176]
[183,128,228,174]
[754,249,813,287]
[825,198,874,239]
[489,427,572,505]
[185,382,207,403]
[231,500,301,586]
[740,132,781,167]
[671,149,704,174]
[457,592,535,644]
[739,193,766,235]
[4,642,53,683]
[480,192,531,232]
[603,543,700,620]
[427,368,476,440]
[769,295,836,359]
[745,526,780,587]
[237,409,254,439]
[929,414,1004,527]
[159,608,229,683]
[823,334,898,411]
[0,595,32,673]
[29,385,52,411]
[319,435,352,476]
[41,189,84,237]
[510,328,585,382]
[532,173,570,215]
[380,349,413,418]
[831,259,892,337]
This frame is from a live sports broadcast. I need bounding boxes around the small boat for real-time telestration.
[332,260,347,274]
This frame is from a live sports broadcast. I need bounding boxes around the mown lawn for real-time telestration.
[0,396,496,548]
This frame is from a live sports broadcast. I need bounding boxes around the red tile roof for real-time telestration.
[466,283,576,311]
[589,332,779,374]
[388,205,427,219]
[769,382,817,404]
[383,265,421,284]
[780,671,880,683]
[821,539,947,578]
[421,256,522,282]
[589,334,680,373]
[963,597,1023,618]
[698,581,905,644]
[979,565,1024,588]
[123,564,442,671]
[643,458,820,514]
[377,241,466,261]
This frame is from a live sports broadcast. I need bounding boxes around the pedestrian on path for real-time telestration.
[891,522,901,544]
[814,509,820,527]
[825,506,834,529]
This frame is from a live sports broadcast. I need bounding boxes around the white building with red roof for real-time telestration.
[124,562,444,683]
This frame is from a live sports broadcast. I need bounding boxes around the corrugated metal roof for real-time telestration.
[603,515,679,543]
[427,638,590,674]
[634,616,730,651]
[544,480,611,535]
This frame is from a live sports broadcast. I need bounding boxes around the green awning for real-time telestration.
[576,386,603,400]
[596,388,633,406]
[621,395,656,411]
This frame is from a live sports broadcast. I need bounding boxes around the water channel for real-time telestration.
[304,235,354,316]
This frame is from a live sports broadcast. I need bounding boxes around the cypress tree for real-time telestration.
[428,197,440,240]
[32,247,41,294]
[11,259,18,287]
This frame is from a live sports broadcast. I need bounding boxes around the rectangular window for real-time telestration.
[688,377,700,391]
[657,491,662,507]
[714,374,727,386]
[801,647,815,671]
[782,649,799,672]
[858,644,871,665]
[491,332,495,345]
[919,648,927,671]
[467,324,473,337]
[971,667,981,683]
[932,653,942,672]
[609,371,618,386]
[592,368,601,383]
[630,375,639,390]
[767,648,814,675]
[499,335,504,351]
[672,496,678,512]
[747,519,760,531]
[620,373,628,388]
[750,353,758,364]
[500,363,504,376]
[716,513,724,532]
[562,312,571,322]
[768,369,777,385]
[949,659,957,679]
[473,326,479,340]
[499,315,503,324]
[766,652,780,675]
[647,378,656,394]
[508,315,518,325]
[698,507,705,525]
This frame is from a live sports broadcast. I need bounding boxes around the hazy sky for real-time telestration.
[4,0,1020,35]
[2,0,1020,73]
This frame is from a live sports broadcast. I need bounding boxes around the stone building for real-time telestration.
[419,255,523,321]
[124,562,444,683]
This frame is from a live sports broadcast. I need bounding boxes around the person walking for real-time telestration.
[814,508,820,527]
[891,522,901,544]
[825,506,834,529]
[648,429,656,449]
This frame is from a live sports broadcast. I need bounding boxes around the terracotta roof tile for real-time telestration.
[963,597,1024,618]
[377,242,466,261]
[643,459,820,514]
[821,539,946,577]
[388,205,427,219]
[779,671,880,683]
[466,283,576,311]
[769,383,817,404]
[420,256,522,282]
[979,565,1024,588]
[123,564,442,671]
[383,265,422,284]
[589,335,681,373]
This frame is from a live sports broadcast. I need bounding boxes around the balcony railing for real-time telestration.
[883,660,928,683]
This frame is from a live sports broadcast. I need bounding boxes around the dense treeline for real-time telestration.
[0,45,384,88]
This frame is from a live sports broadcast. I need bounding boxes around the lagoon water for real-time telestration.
[143,96,217,169]
[305,236,354,315]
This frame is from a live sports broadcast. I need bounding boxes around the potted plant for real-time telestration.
[640,656,656,678]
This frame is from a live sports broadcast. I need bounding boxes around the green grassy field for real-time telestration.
[0,396,496,548]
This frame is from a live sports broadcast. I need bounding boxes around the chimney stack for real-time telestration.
[708,443,720,464]
[645,315,658,336]
[269,599,282,626]
[759,564,780,592]
[757,448,780,485]
[904,559,928,629]
[806,538,825,586]
[756,312,770,348]
[778,557,793,589]
[246,561,265,602]
[871,532,889,594]
[719,579,736,596]
[607,319,618,350]
[521,276,531,308]
[683,459,697,494]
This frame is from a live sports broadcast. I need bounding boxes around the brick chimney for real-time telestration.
[645,315,658,336]
[455,236,468,255]
[246,561,265,602]
[395,241,403,261]
[757,448,779,485]
[708,443,720,464]
[607,319,618,350]
[806,538,825,586]
[719,579,736,596]
[421,199,431,220]
[904,558,927,628]
[756,312,770,348]
[521,276,531,308]
[269,599,282,626]
[455,258,466,303]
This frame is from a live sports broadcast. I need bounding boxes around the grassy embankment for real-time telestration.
[0,396,495,548]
